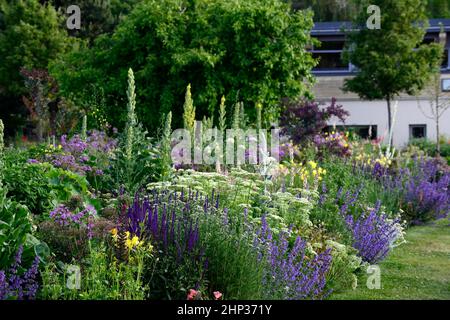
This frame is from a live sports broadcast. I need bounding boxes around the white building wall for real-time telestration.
[328,99,450,148]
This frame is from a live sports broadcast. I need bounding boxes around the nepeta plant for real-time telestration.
[256,216,332,300]
[344,201,404,264]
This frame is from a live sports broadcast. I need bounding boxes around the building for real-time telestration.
[311,19,450,147]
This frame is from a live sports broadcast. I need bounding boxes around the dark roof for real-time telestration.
[312,19,450,35]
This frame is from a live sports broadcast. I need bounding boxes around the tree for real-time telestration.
[40,0,141,44]
[52,0,317,132]
[343,0,443,146]
[0,0,72,134]
[417,25,450,153]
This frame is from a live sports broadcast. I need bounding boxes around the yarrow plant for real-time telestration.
[0,246,40,300]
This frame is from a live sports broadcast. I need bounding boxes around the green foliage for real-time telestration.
[0,0,71,96]
[198,208,265,299]
[39,243,148,300]
[2,148,91,216]
[53,0,317,131]
[46,0,142,44]
[291,0,450,21]
[409,138,450,163]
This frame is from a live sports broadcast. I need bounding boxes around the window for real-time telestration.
[409,125,427,140]
[442,78,450,92]
[442,49,449,70]
[311,40,349,73]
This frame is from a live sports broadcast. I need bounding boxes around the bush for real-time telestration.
[52,0,317,130]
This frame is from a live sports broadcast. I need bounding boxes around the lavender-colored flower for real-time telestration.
[345,201,402,264]
[0,246,40,300]
[256,216,332,300]
[127,191,205,265]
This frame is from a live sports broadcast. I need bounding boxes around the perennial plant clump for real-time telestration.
[0,246,40,300]
[256,216,332,300]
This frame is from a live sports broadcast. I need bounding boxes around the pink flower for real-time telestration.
[187,289,198,300]
[213,291,222,300]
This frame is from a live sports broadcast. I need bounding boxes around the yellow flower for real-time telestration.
[126,235,141,250]
[58,144,62,149]
[111,228,118,236]
[308,161,317,170]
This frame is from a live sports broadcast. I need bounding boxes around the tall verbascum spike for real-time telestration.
[232,102,240,130]
[125,68,137,161]
[219,96,226,132]
[81,114,87,141]
[160,111,172,181]
[183,84,196,136]
[239,101,246,129]
[256,102,262,130]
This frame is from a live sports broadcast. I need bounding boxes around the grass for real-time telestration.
[331,219,450,300]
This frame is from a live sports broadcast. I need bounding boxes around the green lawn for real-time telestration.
[331,219,450,300]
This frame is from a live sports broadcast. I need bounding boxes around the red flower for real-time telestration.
[187,289,198,300]
[213,291,222,300]
[21,135,28,142]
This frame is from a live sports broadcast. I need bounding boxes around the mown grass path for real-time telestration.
[332,219,450,300]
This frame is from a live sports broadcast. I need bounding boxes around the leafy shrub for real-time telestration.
[3,150,92,216]
[280,98,349,146]
[53,0,317,130]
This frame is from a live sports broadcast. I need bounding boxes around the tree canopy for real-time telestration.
[52,0,317,131]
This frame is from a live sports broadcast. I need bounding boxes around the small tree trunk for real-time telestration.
[386,98,393,146]
[436,109,440,154]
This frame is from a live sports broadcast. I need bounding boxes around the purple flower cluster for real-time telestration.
[0,246,40,300]
[402,159,450,224]
[366,157,450,224]
[255,216,332,300]
[344,201,401,264]
[46,130,117,176]
[127,190,216,263]
[50,204,96,239]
